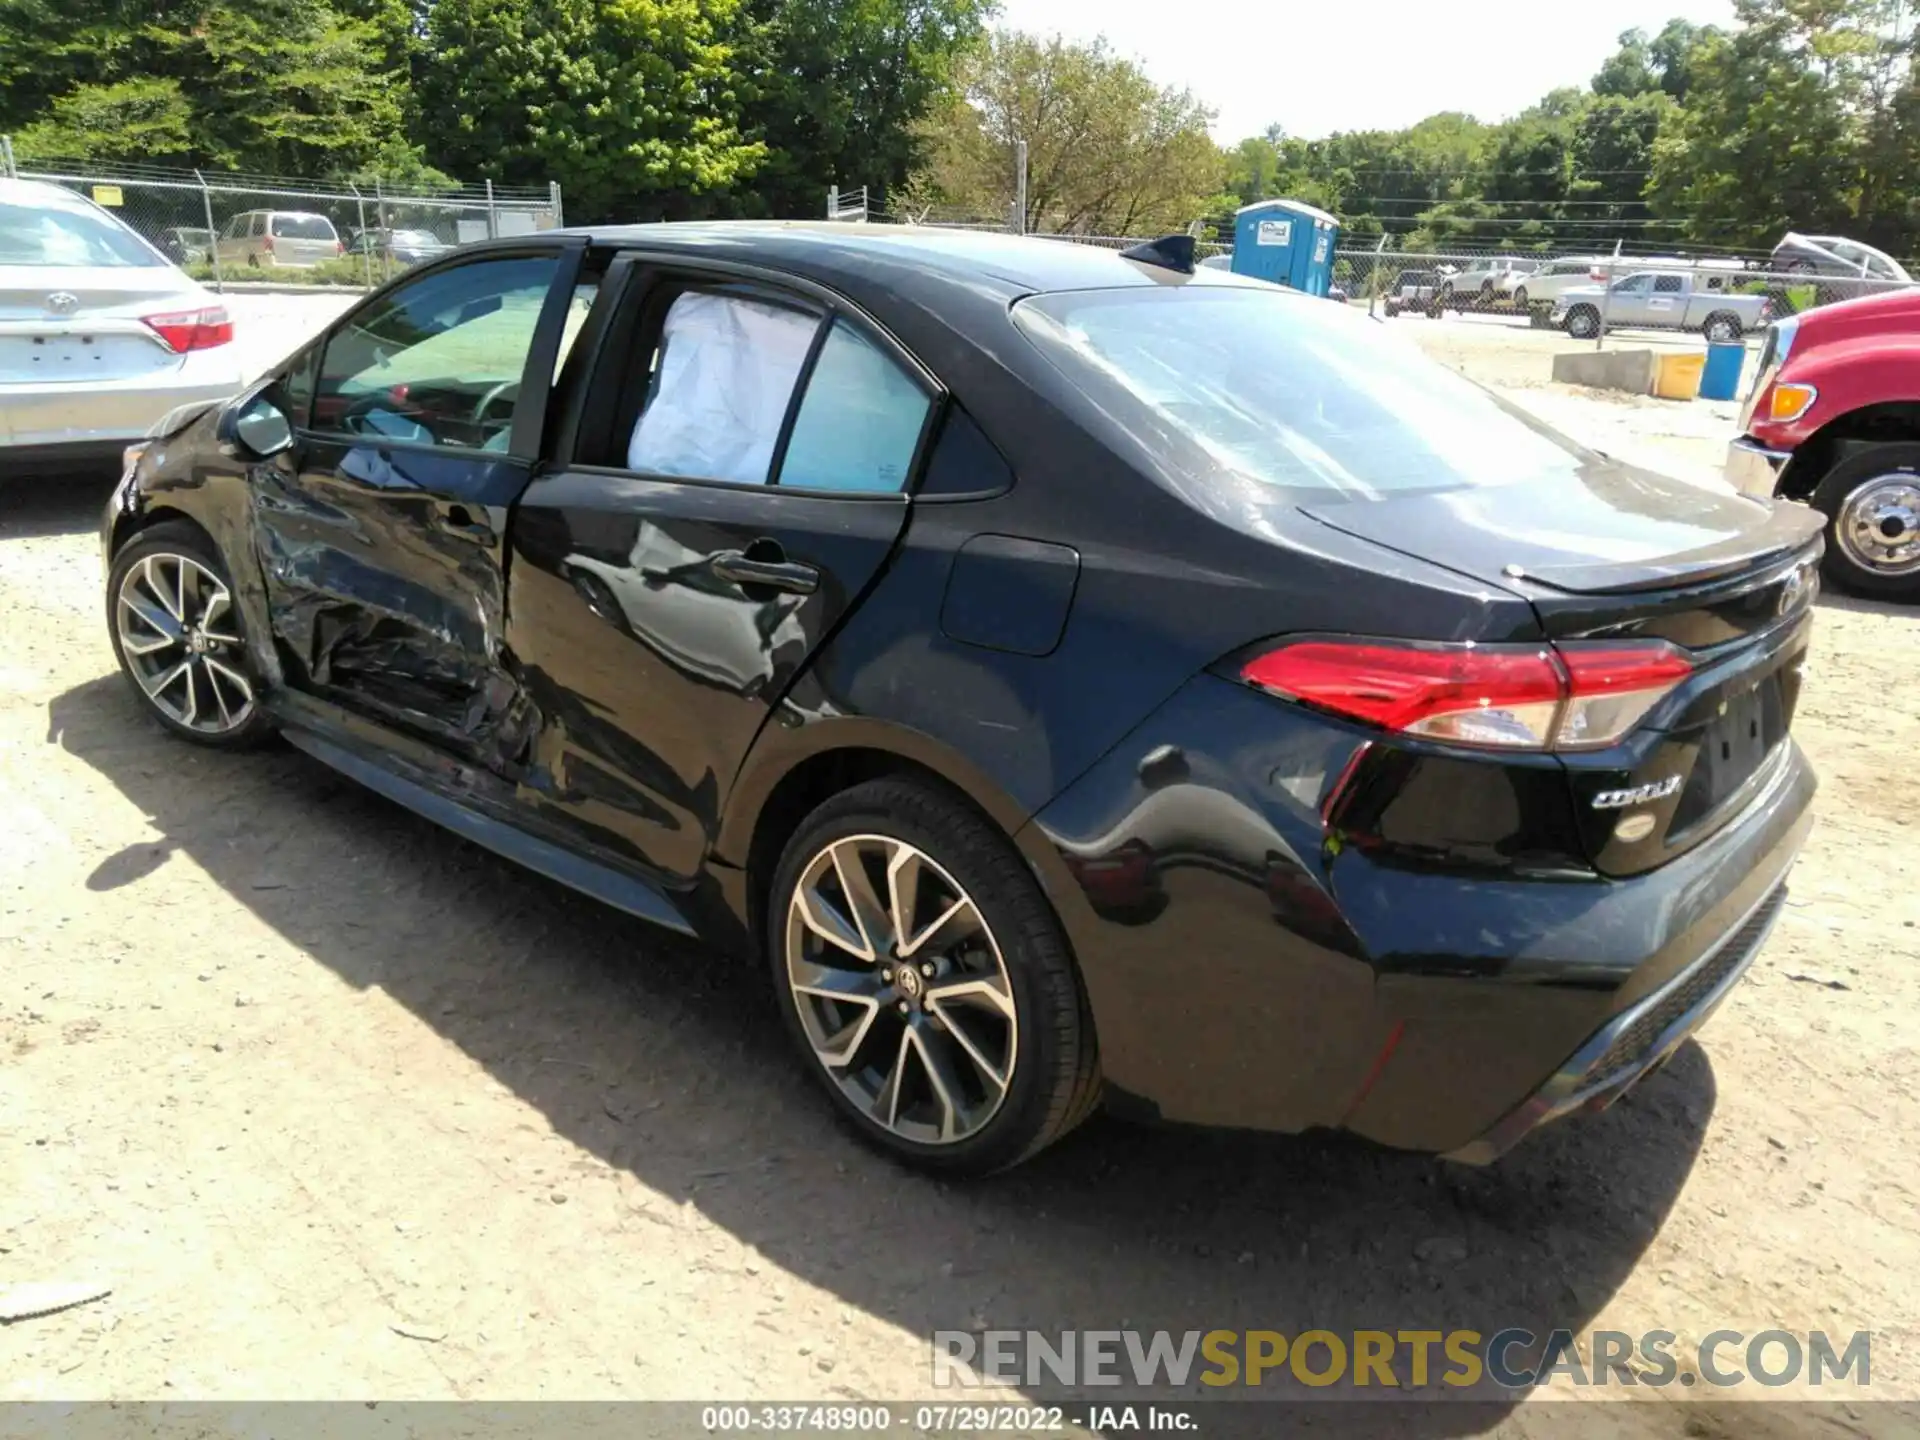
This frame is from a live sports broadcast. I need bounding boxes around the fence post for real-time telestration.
[1013,140,1028,236]
[1368,233,1387,318]
[549,181,563,229]
[485,178,497,240]
[0,134,14,179]
[195,170,223,296]
[375,179,392,284]
[1596,237,1622,350]
[350,183,374,289]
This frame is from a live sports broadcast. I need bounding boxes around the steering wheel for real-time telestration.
[472,380,518,428]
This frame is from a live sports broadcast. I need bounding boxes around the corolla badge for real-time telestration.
[44,291,80,316]
[1592,775,1683,809]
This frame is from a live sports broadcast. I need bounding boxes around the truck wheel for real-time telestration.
[1384,302,1400,317]
[1565,305,1599,340]
[1512,286,1528,310]
[1812,443,1920,602]
[1703,312,1743,344]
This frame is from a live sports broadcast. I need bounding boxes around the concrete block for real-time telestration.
[1550,348,1657,395]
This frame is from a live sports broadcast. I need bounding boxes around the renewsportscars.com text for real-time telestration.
[932,1328,1873,1391]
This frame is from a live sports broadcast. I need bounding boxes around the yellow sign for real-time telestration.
[91,185,124,207]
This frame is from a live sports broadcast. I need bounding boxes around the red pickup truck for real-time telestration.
[1726,287,1920,601]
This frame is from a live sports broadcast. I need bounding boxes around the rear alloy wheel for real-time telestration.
[769,778,1099,1174]
[107,523,275,747]
[1566,304,1600,339]
[1814,444,1920,601]
[1512,286,1529,310]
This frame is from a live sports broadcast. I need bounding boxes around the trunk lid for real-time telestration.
[1303,458,1823,876]
[0,264,201,385]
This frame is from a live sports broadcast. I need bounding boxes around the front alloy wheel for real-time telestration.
[770,777,1100,1174]
[108,522,274,747]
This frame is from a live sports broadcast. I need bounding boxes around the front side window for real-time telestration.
[1015,285,1587,501]
[778,320,930,492]
[0,199,163,267]
[624,291,819,484]
[1613,274,1652,294]
[312,254,561,451]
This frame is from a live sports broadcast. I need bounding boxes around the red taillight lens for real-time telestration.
[1552,641,1694,749]
[335,239,345,256]
[1239,638,1692,751]
[142,305,233,353]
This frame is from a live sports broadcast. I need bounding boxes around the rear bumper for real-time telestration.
[1726,435,1793,499]
[1443,881,1788,1163]
[2,354,242,450]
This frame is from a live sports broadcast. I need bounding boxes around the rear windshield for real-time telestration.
[272,214,336,240]
[1013,285,1589,501]
[0,199,164,267]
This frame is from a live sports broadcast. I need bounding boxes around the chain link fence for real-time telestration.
[1,148,562,293]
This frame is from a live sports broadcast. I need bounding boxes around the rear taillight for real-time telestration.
[335,239,345,256]
[1589,267,1606,281]
[262,234,275,253]
[142,305,233,352]
[1239,638,1693,751]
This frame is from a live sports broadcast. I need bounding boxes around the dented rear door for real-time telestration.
[253,245,583,763]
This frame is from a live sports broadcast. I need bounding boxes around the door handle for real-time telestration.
[709,547,819,595]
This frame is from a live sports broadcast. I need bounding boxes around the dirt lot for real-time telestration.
[1,297,1918,1434]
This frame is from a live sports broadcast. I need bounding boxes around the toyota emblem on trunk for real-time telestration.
[45,292,79,316]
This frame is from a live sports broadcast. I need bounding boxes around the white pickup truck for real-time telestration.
[1550,270,1770,342]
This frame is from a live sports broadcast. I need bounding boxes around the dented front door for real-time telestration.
[253,248,579,763]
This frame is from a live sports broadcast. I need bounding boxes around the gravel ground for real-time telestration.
[1,290,1916,1434]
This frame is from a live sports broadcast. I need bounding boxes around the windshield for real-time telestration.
[272,214,336,240]
[1013,284,1590,501]
[0,199,165,267]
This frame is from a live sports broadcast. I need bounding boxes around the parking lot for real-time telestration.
[3,295,1918,1429]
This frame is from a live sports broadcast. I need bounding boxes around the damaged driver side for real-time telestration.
[248,245,589,765]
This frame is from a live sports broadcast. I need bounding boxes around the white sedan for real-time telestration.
[1,178,244,472]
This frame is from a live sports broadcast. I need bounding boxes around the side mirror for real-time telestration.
[218,394,293,461]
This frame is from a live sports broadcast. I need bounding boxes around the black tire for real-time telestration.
[1703,312,1743,344]
[1513,286,1528,310]
[106,521,277,748]
[1810,442,1920,602]
[767,776,1101,1175]
[1383,302,1400,317]
[1566,304,1600,340]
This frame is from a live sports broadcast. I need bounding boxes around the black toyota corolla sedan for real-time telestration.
[101,224,1820,1174]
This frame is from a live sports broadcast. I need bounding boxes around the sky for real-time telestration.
[991,0,1737,141]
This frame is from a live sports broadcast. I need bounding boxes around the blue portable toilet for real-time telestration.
[1699,341,1746,402]
[1231,199,1341,295]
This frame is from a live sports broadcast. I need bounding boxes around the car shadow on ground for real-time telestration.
[0,469,118,539]
[46,664,1719,1436]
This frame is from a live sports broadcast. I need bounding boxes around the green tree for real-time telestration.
[0,0,414,175]
[11,76,194,163]
[417,0,764,220]
[731,0,987,218]
[905,30,1223,234]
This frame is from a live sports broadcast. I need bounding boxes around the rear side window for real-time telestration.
[272,214,336,240]
[0,199,163,267]
[1654,275,1683,293]
[1014,286,1586,501]
[625,291,818,484]
[778,320,931,492]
